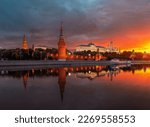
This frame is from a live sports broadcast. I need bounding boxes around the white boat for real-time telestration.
[110,59,120,63]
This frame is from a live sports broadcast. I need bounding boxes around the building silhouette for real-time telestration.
[58,22,67,61]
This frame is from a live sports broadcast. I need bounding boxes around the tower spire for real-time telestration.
[60,22,64,37]
[58,22,67,61]
[22,34,28,50]
[59,22,65,41]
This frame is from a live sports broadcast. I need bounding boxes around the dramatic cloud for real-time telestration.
[0,0,150,51]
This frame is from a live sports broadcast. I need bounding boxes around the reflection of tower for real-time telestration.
[58,68,66,102]
[110,71,113,81]
[107,70,113,81]
[58,22,67,61]
[22,34,28,50]
[22,71,29,89]
[143,66,147,72]
[32,69,35,79]
[95,49,101,61]
[132,69,135,74]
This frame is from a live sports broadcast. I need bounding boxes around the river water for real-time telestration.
[0,65,150,110]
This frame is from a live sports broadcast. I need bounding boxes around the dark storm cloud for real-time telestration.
[0,0,100,48]
[0,0,150,48]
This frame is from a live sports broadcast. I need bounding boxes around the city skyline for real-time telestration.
[0,0,150,52]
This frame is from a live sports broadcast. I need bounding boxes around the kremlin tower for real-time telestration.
[58,22,67,61]
[22,34,28,50]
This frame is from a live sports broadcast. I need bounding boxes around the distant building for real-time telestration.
[22,34,28,50]
[75,43,107,53]
[34,45,48,50]
[107,41,119,53]
[75,42,119,53]
[58,22,67,61]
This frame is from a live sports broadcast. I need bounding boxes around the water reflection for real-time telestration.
[58,68,66,102]
[22,72,29,89]
[0,64,150,109]
[1,64,149,83]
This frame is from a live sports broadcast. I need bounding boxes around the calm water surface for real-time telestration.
[0,65,150,110]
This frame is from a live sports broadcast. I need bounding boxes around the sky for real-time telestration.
[0,0,150,52]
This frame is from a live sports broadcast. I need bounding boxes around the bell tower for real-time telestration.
[58,22,67,61]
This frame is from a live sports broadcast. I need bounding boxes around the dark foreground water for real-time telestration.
[0,64,150,110]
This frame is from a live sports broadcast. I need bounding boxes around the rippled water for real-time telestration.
[0,65,150,110]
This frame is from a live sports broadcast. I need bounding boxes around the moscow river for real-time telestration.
[0,64,150,110]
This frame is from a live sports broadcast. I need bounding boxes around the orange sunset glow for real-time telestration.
[0,0,150,52]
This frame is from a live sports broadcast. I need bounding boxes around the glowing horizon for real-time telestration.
[0,0,150,52]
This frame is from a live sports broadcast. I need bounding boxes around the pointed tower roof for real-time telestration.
[60,21,64,36]
[22,34,28,50]
[58,22,67,61]
[58,22,65,44]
